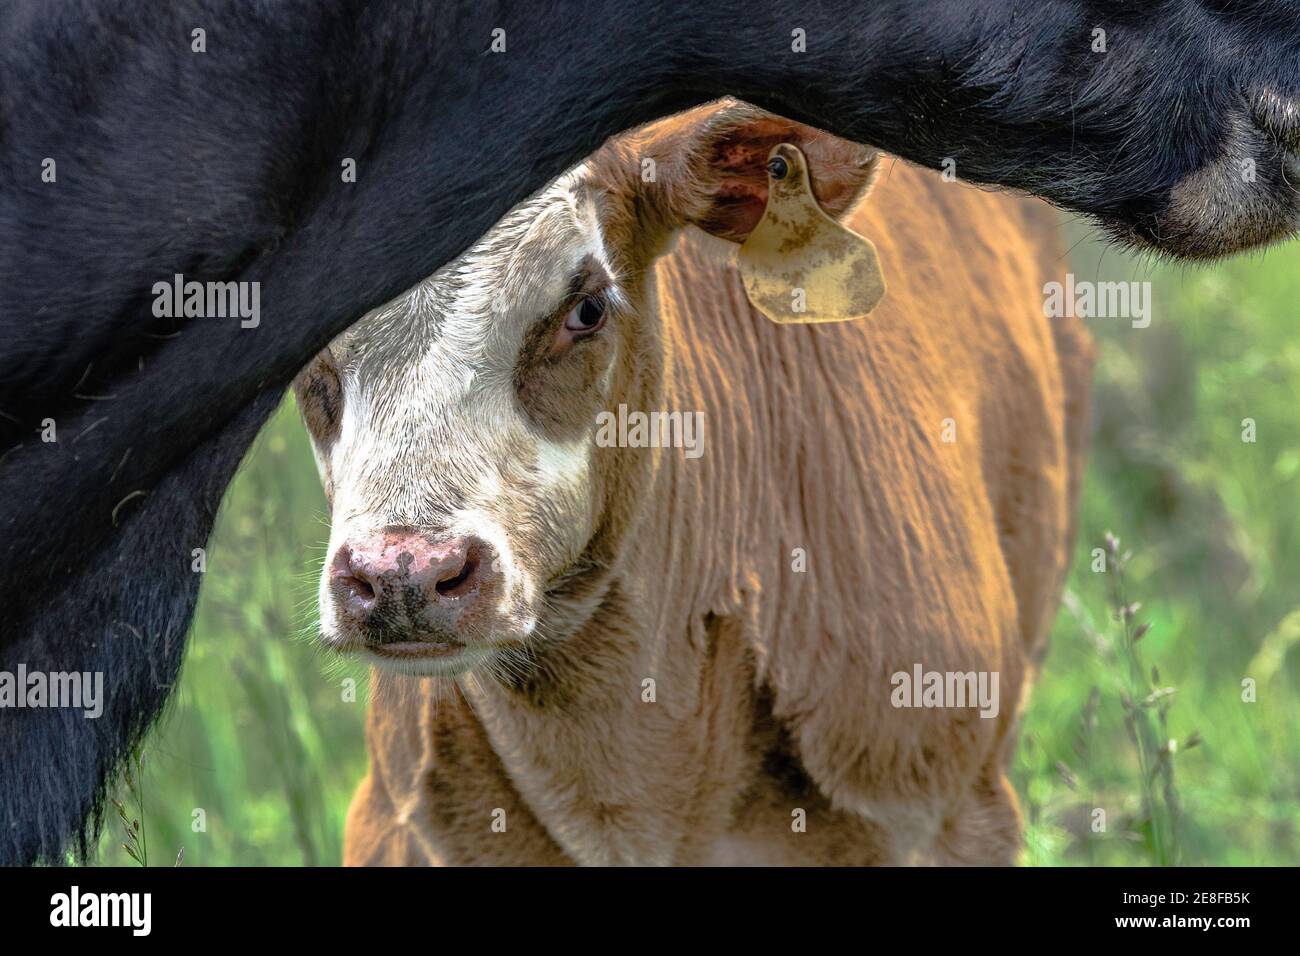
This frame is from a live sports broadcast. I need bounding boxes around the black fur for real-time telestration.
[1,0,1297,865]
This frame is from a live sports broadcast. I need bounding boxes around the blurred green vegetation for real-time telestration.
[96,219,1299,866]
[1016,223,1300,866]
[95,403,369,867]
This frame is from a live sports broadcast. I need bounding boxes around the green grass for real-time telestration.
[1015,222,1300,866]
[95,402,369,867]
[95,218,1300,866]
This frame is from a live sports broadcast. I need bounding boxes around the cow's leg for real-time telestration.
[921,764,1023,866]
[348,673,572,866]
[343,771,428,867]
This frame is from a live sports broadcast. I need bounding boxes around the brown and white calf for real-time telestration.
[293,100,1093,866]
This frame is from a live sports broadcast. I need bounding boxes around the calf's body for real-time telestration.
[339,158,1092,866]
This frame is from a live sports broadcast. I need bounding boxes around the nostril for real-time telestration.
[335,571,378,620]
[344,574,376,602]
[435,554,479,598]
[331,543,380,614]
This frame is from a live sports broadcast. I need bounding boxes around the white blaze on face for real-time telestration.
[315,164,617,645]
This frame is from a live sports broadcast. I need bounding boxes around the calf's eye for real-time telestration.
[564,293,607,334]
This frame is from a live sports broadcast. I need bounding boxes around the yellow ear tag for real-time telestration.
[738,143,886,324]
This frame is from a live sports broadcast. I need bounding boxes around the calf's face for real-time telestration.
[294,101,877,676]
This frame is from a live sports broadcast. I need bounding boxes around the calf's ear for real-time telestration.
[638,99,880,244]
[292,350,343,447]
[292,349,343,501]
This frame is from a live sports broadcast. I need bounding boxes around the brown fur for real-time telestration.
[339,105,1093,866]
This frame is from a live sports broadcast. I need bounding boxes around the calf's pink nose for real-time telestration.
[330,529,491,632]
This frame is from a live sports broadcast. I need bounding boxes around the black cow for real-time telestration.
[2,0,1297,865]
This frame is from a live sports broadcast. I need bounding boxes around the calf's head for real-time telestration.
[295,100,877,675]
